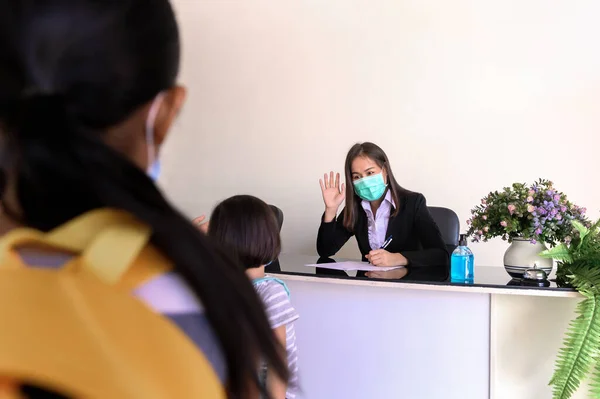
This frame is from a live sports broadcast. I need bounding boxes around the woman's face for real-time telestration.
[351,156,387,182]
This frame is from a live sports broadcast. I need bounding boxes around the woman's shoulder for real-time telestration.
[395,188,427,205]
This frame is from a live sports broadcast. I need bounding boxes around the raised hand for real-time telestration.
[193,215,209,234]
[319,171,346,212]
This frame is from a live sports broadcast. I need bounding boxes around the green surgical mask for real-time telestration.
[353,173,387,201]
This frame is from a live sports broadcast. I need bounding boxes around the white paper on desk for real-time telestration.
[305,261,404,272]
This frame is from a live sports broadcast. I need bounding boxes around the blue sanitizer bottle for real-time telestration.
[451,234,474,283]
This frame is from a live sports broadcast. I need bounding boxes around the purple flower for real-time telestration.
[531,239,537,244]
[535,227,543,235]
[556,214,562,220]
[553,194,560,202]
[560,205,567,213]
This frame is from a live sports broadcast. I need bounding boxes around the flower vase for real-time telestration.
[503,238,553,278]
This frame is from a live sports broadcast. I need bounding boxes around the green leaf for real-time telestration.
[589,357,600,397]
[572,220,590,244]
[540,244,573,263]
[550,295,600,399]
[570,269,600,296]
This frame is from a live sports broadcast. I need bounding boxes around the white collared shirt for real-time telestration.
[361,190,396,250]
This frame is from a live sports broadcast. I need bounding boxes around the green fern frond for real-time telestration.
[550,295,600,399]
[540,244,573,263]
[570,269,600,296]
[588,355,600,398]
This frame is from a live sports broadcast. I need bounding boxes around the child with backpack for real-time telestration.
[0,1,286,397]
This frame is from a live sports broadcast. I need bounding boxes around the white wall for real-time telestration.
[162,0,600,267]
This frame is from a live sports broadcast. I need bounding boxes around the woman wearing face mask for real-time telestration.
[317,142,449,280]
[0,0,286,397]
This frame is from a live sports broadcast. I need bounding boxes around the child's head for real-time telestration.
[208,195,281,269]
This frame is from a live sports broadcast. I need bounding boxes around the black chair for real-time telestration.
[428,206,460,255]
[265,205,283,272]
[269,205,284,232]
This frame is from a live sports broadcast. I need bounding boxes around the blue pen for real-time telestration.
[380,235,393,249]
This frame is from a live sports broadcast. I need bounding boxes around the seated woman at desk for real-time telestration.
[317,142,449,280]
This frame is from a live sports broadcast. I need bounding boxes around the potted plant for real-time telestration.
[540,220,600,399]
[466,179,588,278]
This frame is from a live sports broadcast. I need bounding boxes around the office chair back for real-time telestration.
[428,206,460,255]
[269,205,284,231]
[266,205,284,272]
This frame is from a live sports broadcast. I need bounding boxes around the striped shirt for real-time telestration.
[253,279,300,399]
[19,248,227,383]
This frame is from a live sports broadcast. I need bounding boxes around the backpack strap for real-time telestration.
[0,377,21,399]
[0,210,224,398]
[0,209,171,288]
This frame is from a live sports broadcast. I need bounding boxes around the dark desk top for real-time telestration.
[269,254,576,295]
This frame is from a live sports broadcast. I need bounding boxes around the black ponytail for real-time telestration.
[0,1,287,397]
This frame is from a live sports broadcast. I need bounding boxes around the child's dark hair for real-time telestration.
[0,0,287,396]
[209,195,281,269]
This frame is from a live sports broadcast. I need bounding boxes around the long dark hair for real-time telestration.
[209,195,281,270]
[343,142,411,231]
[0,0,286,397]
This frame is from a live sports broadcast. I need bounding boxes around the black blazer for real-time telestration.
[316,191,449,281]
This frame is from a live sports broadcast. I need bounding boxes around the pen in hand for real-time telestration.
[367,235,393,264]
[380,236,393,249]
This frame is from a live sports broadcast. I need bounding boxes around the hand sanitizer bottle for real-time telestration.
[451,234,474,283]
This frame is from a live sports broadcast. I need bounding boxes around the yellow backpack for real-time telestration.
[0,209,225,399]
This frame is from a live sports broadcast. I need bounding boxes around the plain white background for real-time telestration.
[162,0,600,267]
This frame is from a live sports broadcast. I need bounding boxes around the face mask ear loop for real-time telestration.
[145,92,166,171]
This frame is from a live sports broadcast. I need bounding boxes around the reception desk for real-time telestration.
[271,255,583,399]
